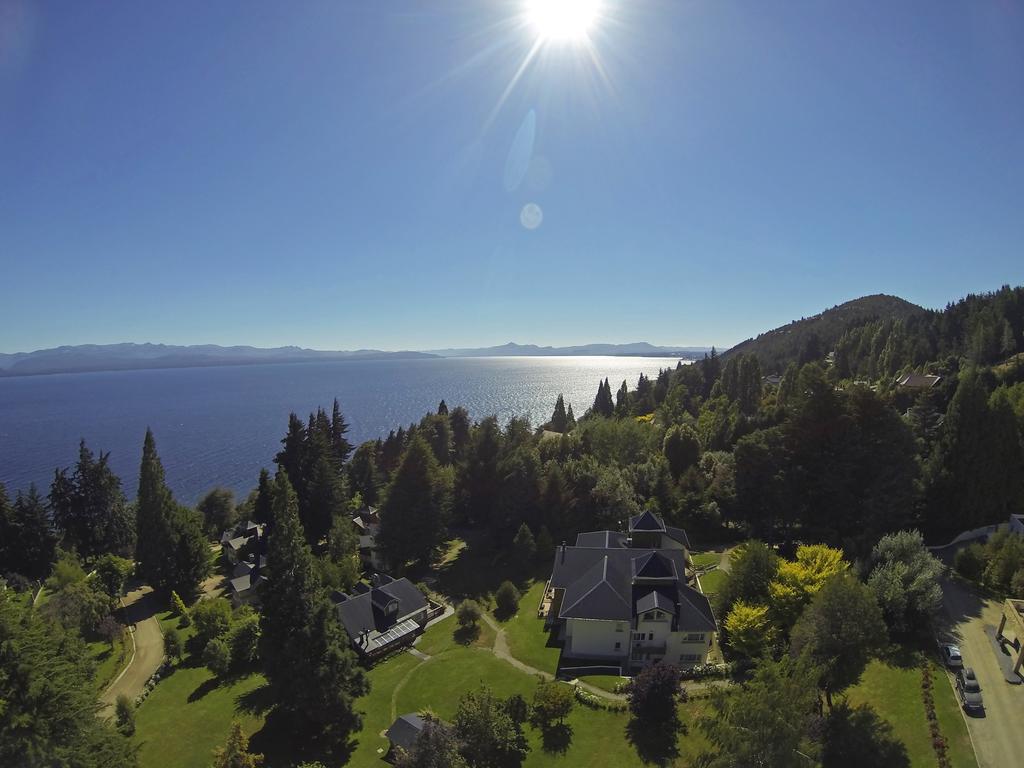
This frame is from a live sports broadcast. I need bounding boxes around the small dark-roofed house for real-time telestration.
[896,373,941,390]
[545,511,716,671]
[385,713,426,755]
[334,574,430,660]
[220,520,265,565]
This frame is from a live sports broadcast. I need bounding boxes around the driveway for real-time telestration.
[99,585,164,715]
[937,575,1024,768]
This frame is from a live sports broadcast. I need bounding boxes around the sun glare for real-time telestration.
[525,0,601,43]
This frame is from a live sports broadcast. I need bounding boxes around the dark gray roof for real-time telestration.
[629,510,666,532]
[559,556,632,621]
[632,551,677,580]
[676,582,716,632]
[386,713,426,752]
[335,577,427,639]
[551,546,715,631]
[575,530,629,548]
[635,588,677,615]
[665,526,691,550]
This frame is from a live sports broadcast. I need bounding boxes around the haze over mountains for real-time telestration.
[0,341,710,378]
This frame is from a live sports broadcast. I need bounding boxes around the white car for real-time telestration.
[941,644,964,669]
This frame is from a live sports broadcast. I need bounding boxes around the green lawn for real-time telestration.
[134,664,267,768]
[690,552,721,569]
[415,613,495,655]
[846,654,977,768]
[498,581,563,674]
[697,568,727,596]
[576,674,627,693]
[88,634,131,692]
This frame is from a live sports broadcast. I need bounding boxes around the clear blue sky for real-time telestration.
[1,0,1022,353]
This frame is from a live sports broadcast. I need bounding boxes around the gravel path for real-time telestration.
[99,586,164,715]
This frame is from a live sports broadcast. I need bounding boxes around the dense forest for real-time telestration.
[3,284,1024,766]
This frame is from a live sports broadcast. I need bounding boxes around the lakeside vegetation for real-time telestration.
[3,284,1022,766]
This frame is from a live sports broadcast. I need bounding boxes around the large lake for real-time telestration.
[0,356,681,504]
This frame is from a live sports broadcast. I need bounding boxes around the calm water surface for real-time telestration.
[0,356,681,503]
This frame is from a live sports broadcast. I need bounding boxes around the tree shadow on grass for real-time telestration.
[454,623,481,646]
[235,683,275,716]
[247,706,355,768]
[187,676,220,703]
[823,702,909,768]
[540,723,573,755]
[626,716,682,766]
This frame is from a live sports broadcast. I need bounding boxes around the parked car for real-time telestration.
[940,643,963,669]
[956,667,984,711]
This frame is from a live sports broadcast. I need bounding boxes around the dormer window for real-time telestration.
[386,600,398,615]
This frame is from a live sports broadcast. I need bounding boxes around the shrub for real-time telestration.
[115,694,135,735]
[457,599,483,629]
[171,590,191,626]
[624,663,684,722]
[494,581,521,619]
[531,679,575,729]
[164,627,183,662]
[203,636,232,677]
[191,597,232,649]
[513,524,536,562]
[229,610,261,667]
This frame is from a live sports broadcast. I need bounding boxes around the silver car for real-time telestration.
[956,667,983,712]
[941,644,963,669]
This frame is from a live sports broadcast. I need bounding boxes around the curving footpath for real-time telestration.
[99,586,164,716]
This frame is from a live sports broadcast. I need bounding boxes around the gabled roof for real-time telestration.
[575,530,629,548]
[335,577,427,639]
[635,589,676,615]
[632,551,676,580]
[385,713,426,752]
[629,510,667,533]
[559,556,632,621]
[897,373,941,389]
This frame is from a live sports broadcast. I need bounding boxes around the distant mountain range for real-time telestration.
[0,343,437,378]
[0,341,711,378]
[425,342,711,358]
[722,294,924,371]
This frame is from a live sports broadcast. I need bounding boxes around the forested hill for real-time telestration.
[723,294,923,372]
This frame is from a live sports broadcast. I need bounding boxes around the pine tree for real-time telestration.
[1,484,57,580]
[616,380,629,412]
[565,403,576,430]
[252,468,273,525]
[330,399,354,465]
[592,378,614,417]
[259,469,368,750]
[437,399,449,416]
[0,591,137,768]
[379,436,450,567]
[305,452,348,545]
[136,429,173,587]
[49,440,134,559]
[135,430,209,598]
[549,394,568,433]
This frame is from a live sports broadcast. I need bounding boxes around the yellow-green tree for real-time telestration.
[212,721,262,768]
[724,601,778,659]
[769,544,846,628]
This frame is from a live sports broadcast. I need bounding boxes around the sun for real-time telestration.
[525,0,601,43]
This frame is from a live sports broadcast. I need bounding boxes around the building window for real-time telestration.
[644,612,656,621]
[679,653,700,663]
[614,642,621,650]
[615,623,624,632]
[684,633,704,643]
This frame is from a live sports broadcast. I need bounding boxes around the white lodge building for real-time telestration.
[544,511,717,671]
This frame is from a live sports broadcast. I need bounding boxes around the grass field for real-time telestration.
[88,634,131,692]
[847,653,977,768]
[575,674,627,693]
[697,568,727,596]
[690,552,721,569]
[134,663,267,768]
[498,581,563,673]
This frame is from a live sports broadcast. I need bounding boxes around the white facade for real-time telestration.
[564,611,712,668]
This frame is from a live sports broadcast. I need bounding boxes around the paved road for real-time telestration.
[938,575,1024,768]
[100,586,164,715]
